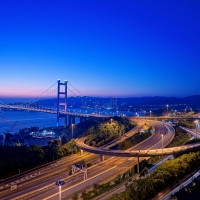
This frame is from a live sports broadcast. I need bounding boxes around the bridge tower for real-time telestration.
[57,80,68,128]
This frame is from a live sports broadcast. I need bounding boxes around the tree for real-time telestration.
[81,190,92,200]
[61,135,68,145]
[48,139,61,148]
[71,193,79,200]
[140,167,148,177]
[4,133,12,146]
[114,174,122,185]
[93,183,101,196]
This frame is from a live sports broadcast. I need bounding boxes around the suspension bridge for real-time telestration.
[0,80,110,127]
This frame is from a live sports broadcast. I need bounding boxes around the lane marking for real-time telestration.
[43,166,117,200]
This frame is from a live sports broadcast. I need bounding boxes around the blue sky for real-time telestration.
[0,0,200,98]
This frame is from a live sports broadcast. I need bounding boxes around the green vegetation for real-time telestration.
[0,118,135,179]
[79,165,136,200]
[166,126,190,148]
[117,132,151,150]
[85,117,136,147]
[147,156,161,166]
[108,151,200,200]
[0,139,78,179]
[148,126,190,167]
[110,123,154,150]
[0,119,101,179]
[178,120,195,129]
[71,193,79,200]
[186,111,195,116]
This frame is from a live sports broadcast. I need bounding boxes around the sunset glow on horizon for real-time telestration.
[0,1,200,99]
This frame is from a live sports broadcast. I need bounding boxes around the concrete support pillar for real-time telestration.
[80,149,83,155]
[137,157,140,174]
[83,170,87,180]
[68,116,72,125]
[65,116,68,126]
[100,155,105,162]
[72,116,75,124]
[72,165,75,174]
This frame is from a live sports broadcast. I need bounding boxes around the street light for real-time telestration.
[55,180,65,200]
[71,124,74,139]
[161,134,164,161]
[150,111,152,117]
[166,104,168,116]
[110,118,113,124]
[123,126,125,136]
[194,120,198,138]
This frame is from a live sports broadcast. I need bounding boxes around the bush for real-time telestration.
[108,151,200,200]
[85,117,136,147]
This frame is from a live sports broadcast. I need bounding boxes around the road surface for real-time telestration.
[0,120,175,199]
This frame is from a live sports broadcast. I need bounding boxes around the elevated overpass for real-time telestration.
[76,122,200,157]
[77,137,200,157]
[131,116,200,120]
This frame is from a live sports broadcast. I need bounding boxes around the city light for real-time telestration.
[72,124,74,139]
[194,120,199,138]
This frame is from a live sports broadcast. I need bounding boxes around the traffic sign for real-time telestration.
[55,180,65,186]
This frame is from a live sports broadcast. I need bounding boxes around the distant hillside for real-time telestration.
[21,95,200,108]
[68,95,200,106]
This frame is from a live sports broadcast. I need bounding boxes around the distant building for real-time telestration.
[110,98,117,109]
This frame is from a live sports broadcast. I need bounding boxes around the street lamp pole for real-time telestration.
[150,111,152,117]
[166,104,168,116]
[196,124,197,138]
[195,120,198,138]
[55,180,65,200]
[162,134,163,161]
[59,185,61,200]
[72,124,74,139]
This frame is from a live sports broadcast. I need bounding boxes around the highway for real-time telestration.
[95,130,198,200]
[30,121,174,200]
[151,128,200,200]
[0,152,104,199]
[94,155,174,200]
[0,120,175,200]
[0,122,145,199]
[0,123,144,195]
[76,123,200,157]
[132,116,200,120]
[100,127,200,200]
[180,126,200,138]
